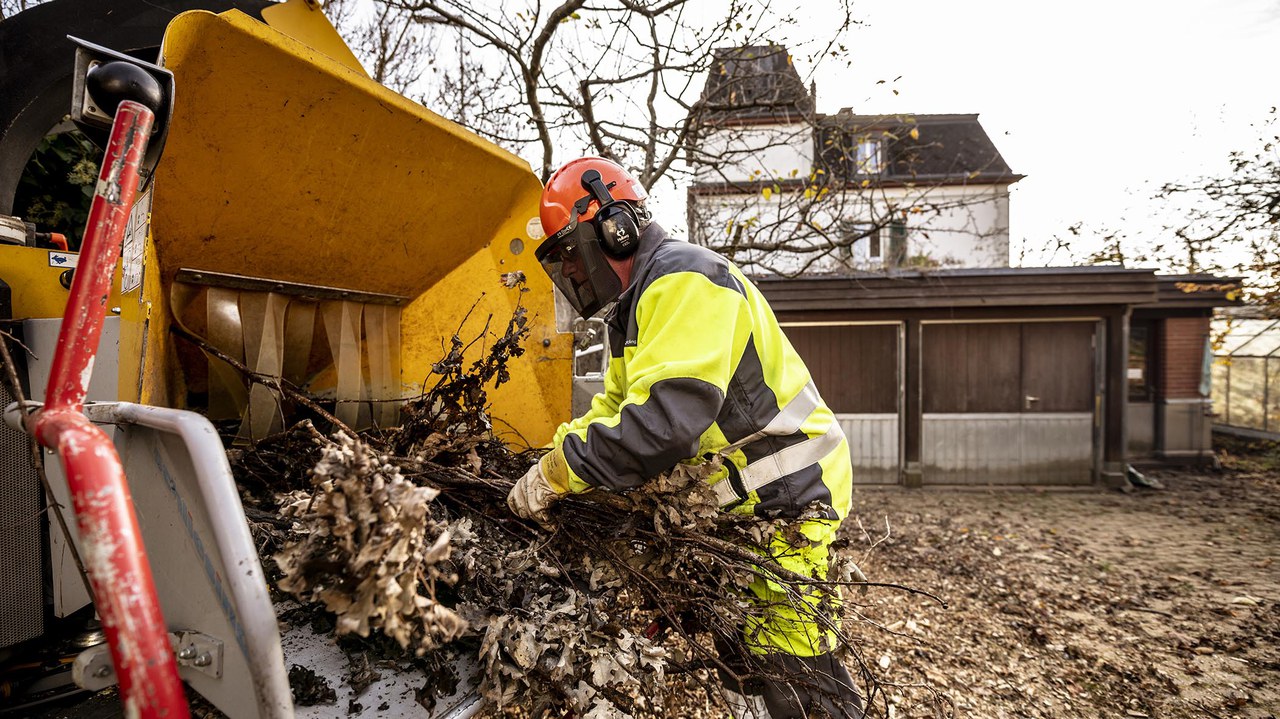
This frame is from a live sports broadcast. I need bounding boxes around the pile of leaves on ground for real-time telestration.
[848,464,1280,718]
[228,277,902,718]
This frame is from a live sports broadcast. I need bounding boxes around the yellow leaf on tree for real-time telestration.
[762,187,773,200]
[909,127,920,140]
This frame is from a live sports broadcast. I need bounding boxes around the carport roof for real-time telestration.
[1139,274,1244,310]
[752,266,1163,312]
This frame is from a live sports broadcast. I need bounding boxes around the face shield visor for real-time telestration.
[535,219,623,320]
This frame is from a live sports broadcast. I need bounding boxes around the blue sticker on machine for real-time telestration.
[48,252,79,268]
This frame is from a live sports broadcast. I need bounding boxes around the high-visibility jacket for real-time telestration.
[541,223,852,524]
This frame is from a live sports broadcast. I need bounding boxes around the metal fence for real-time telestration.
[1212,318,1280,434]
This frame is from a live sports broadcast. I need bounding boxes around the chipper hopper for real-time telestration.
[0,3,572,716]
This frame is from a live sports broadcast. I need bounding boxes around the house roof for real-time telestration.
[694,46,1019,186]
[699,45,814,123]
[753,267,1244,316]
[817,111,1020,183]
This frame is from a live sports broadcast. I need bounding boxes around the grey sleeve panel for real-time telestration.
[561,376,725,491]
[753,452,838,520]
[641,242,747,298]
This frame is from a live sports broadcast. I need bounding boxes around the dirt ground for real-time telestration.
[847,444,1280,719]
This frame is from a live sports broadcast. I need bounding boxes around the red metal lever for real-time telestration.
[30,100,190,719]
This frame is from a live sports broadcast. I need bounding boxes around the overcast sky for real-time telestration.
[767,0,1280,267]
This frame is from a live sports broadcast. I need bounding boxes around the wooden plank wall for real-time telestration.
[784,324,898,414]
[784,324,900,484]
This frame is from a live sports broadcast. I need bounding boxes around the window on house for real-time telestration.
[838,221,880,262]
[1129,321,1153,401]
[854,138,882,175]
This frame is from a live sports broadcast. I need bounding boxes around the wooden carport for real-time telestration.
[755,267,1162,488]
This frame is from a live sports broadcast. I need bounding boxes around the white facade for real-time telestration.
[691,182,1011,275]
[693,123,813,185]
[690,119,1014,275]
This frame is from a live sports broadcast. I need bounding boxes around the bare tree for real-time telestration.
[1159,108,1278,310]
[331,1,1016,276]
[324,0,433,94]
[370,0,856,188]
[1061,109,1278,312]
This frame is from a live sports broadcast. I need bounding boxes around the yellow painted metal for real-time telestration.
[155,10,540,297]
[0,245,123,320]
[115,233,175,407]
[401,216,575,449]
[259,0,367,77]
[148,9,570,441]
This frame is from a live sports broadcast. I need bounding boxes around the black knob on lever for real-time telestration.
[86,61,163,117]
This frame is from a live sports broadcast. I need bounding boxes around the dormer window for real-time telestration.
[855,138,883,175]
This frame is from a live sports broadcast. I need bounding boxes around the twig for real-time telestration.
[244,506,292,529]
[401,452,947,606]
[170,324,356,437]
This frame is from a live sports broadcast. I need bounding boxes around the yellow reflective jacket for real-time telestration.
[543,224,852,521]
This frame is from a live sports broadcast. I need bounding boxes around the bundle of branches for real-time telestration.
[234,278,910,717]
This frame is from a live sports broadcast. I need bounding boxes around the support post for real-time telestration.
[902,319,922,488]
[1101,310,1130,488]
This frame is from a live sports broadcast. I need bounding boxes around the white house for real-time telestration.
[687,46,1021,275]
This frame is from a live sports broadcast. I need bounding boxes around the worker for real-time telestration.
[508,157,863,718]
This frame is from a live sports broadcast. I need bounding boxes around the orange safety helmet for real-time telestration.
[535,158,649,319]
[539,157,648,243]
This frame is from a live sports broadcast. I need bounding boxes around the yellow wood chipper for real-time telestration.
[0,1,572,716]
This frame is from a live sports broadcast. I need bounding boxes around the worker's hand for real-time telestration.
[507,461,563,529]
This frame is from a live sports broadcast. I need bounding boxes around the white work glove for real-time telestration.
[507,462,563,528]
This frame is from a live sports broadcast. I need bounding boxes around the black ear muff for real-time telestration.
[580,168,641,258]
[595,202,640,258]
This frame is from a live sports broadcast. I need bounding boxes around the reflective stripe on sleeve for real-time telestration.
[713,422,847,508]
[723,381,822,454]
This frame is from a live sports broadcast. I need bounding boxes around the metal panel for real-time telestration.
[285,625,482,719]
[923,414,1021,484]
[1127,401,1155,457]
[24,316,120,617]
[84,403,293,719]
[572,376,605,419]
[1021,413,1093,485]
[0,374,43,648]
[1159,398,1213,459]
[837,414,899,485]
[923,413,1092,485]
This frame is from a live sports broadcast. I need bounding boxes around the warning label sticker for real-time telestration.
[121,187,153,293]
